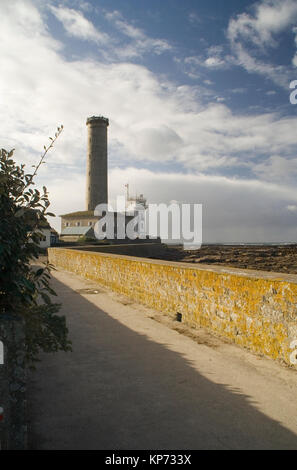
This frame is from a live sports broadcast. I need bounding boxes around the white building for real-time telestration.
[36,226,59,248]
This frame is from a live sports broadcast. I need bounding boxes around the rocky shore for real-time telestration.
[159,244,297,274]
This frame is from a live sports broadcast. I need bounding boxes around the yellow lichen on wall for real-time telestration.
[48,248,297,367]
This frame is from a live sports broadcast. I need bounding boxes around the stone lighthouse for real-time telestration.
[60,115,109,240]
[86,115,109,211]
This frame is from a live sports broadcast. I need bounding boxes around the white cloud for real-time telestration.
[230,88,247,94]
[228,0,297,48]
[184,46,231,73]
[293,26,297,66]
[132,126,183,158]
[231,42,289,88]
[77,1,92,13]
[253,155,297,182]
[184,1,297,87]
[188,12,201,25]
[49,5,109,44]
[105,10,172,59]
[203,79,214,86]
[204,56,226,68]
[227,0,297,87]
[182,45,235,82]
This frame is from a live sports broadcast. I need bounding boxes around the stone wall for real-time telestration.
[48,247,297,367]
[0,314,27,450]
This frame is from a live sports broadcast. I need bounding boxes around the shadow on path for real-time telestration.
[28,275,297,450]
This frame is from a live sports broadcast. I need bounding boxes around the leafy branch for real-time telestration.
[26,125,64,189]
[0,125,72,365]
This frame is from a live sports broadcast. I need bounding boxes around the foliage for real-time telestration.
[77,235,96,243]
[0,126,72,365]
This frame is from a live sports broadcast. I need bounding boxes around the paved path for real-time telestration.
[28,267,297,450]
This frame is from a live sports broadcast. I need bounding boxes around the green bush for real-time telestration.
[0,127,71,365]
[77,236,95,243]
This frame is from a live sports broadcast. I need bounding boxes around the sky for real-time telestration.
[1,0,297,242]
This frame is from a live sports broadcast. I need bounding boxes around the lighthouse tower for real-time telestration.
[86,115,109,211]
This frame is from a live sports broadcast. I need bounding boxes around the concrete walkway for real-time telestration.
[28,267,297,450]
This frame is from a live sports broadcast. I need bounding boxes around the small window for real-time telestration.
[76,222,81,227]
[66,222,69,227]
[88,221,92,226]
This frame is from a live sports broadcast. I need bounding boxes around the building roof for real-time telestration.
[60,210,97,218]
[60,226,94,236]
